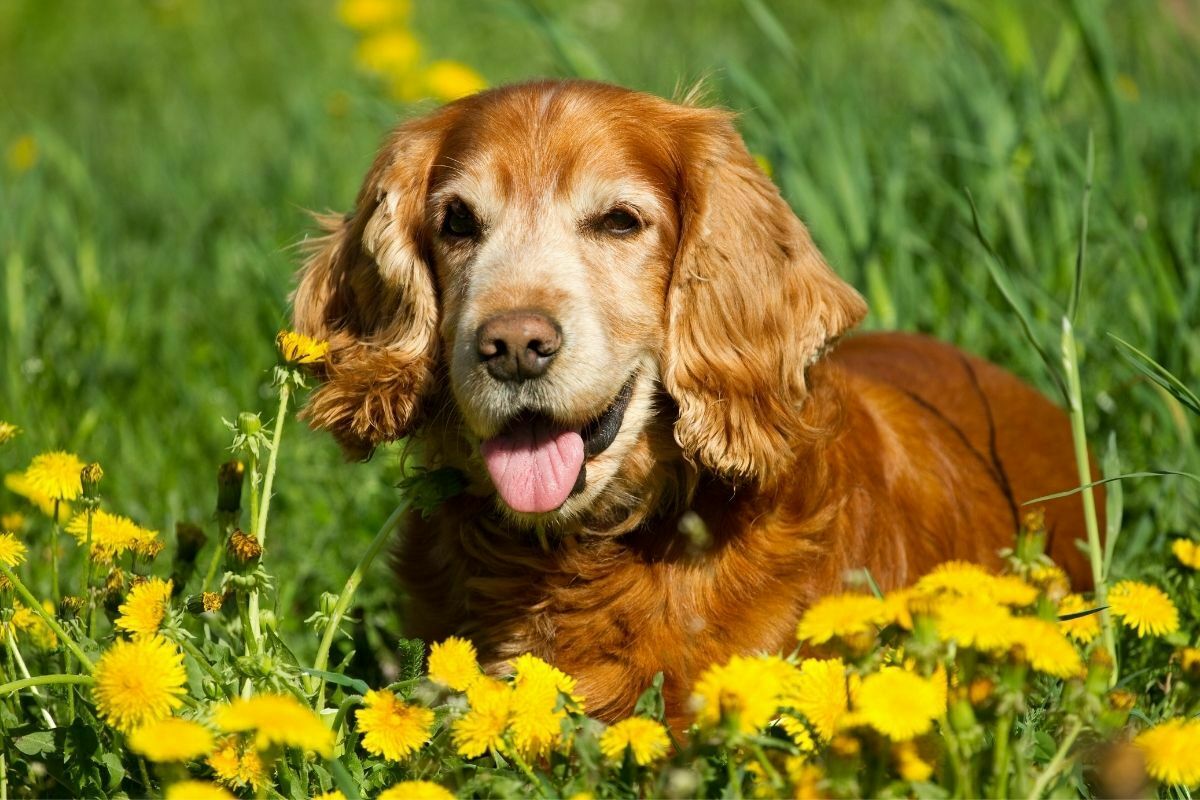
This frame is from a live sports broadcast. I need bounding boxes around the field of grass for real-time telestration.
[2,0,1200,797]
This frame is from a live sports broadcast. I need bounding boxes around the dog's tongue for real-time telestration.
[480,418,584,513]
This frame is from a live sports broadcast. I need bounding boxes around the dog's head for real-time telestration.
[294,80,865,525]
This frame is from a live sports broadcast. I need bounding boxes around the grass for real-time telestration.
[1,0,1199,783]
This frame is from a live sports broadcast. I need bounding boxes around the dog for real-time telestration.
[293,79,1094,725]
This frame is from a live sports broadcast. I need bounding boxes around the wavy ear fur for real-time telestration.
[292,112,452,459]
[664,111,867,486]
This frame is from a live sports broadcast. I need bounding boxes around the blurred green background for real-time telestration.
[2,0,1198,663]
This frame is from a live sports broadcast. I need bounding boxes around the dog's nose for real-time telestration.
[475,311,562,381]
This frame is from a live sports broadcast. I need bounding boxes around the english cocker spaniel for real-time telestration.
[293,79,1093,724]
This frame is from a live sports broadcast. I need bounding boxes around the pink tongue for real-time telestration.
[480,418,584,513]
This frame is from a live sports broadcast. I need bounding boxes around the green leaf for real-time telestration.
[397,466,468,519]
[299,668,369,696]
[100,752,124,792]
[14,731,56,755]
[265,626,302,671]
[1111,334,1200,416]
[633,672,666,721]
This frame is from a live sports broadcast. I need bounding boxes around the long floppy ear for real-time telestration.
[663,110,867,486]
[292,112,452,459]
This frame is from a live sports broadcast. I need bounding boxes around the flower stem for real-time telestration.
[1062,318,1117,682]
[0,563,93,671]
[310,500,409,709]
[0,673,94,697]
[504,741,549,798]
[50,500,60,603]
[177,635,231,695]
[1025,717,1083,800]
[84,504,97,639]
[254,384,290,549]
[991,709,1014,799]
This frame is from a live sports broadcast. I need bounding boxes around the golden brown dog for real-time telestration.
[293,79,1093,724]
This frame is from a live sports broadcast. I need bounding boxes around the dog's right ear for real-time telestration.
[292,111,454,459]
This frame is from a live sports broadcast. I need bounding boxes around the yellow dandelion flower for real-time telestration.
[337,0,409,30]
[354,29,420,77]
[786,758,824,800]
[452,676,512,758]
[428,636,481,691]
[314,793,347,800]
[214,693,334,757]
[276,330,329,365]
[852,667,945,741]
[1,512,25,531]
[423,60,487,102]
[23,451,85,501]
[0,602,37,640]
[129,717,215,762]
[0,421,19,445]
[917,561,1038,606]
[693,654,794,734]
[93,635,187,733]
[796,593,888,644]
[779,715,816,753]
[1058,593,1100,644]
[356,689,434,761]
[790,658,848,741]
[5,135,37,174]
[1108,580,1180,638]
[0,532,26,568]
[1172,539,1200,570]
[509,681,565,760]
[1009,617,1084,678]
[1031,563,1070,596]
[207,738,265,790]
[1178,647,1200,674]
[1134,717,1200,786]
[27,600,58,649]
[378,781,455,800]
[932,594,1017,651]
[511,652,578,699]
[165,781,234,800]
[116,577,173,637]
[599,717,670,765]
[894,741,933,782]
[65,510,159,563]
[5,471,69,518]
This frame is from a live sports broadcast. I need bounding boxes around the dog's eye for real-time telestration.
[598,208,641,236]
[441,200,480,239]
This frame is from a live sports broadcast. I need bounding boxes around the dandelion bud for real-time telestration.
[174,522,206,564]
[186,591,225,615]
[1086,647,1114,695]
[0,421,20,445]
[216,460,245,516]
[80,462,103,498]
[948,691,978,733]
[58,595,85,620]
[829,734,861,758]
[1177,647,1200,678]
[968,677,994,706]
[227,530,262,565]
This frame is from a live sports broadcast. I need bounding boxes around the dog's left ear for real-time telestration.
[663,110,867,486]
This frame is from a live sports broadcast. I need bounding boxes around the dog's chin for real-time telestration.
[475,372,648,528]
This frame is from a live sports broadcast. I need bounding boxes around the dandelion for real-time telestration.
[1108,580,1179,638]
[5,471,68,517]
[378,781,455,800]
[1171,539,1200,570]
[23,451,85,501]
[92,635,187,733]
[917,561,1037,606]
[337,0,409,31]
[0,421,19,444]
[66,509,159,563]
[1058,593,1100,643]
[165,781,235,800]
[1,512,24,531]
[354,29,420,77]
[214,693,334,757]
[790,658,849,741]
[693,654,795,734]
[423,60,487,102]
[796,593,888,644]
[1178,647,1200,675]
[315,793,347,800]
[208,738,265,790]
[1133,717,1200,786]
[931,594,1017,651]
[276,330,329,365]
[0,602,37,640]
[116,577,173,637]
[356,689,434,761]
[893,741,934,782]
[1009,617,1084,678]
[0,531,26,568]
[129,717,215,762]
[428,636,482,691]
[786,758,825,800]
[779,715,816,752]
[852,666,945,741]
[452,676,512,758]
[599,717,670,765]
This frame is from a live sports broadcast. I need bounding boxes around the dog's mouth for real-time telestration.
[478,375,637,514]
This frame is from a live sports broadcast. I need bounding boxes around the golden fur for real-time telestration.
[293,80,1095,727]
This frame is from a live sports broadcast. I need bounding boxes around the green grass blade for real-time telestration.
[1110,334,1200,416]
[1068,131,1094,323]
